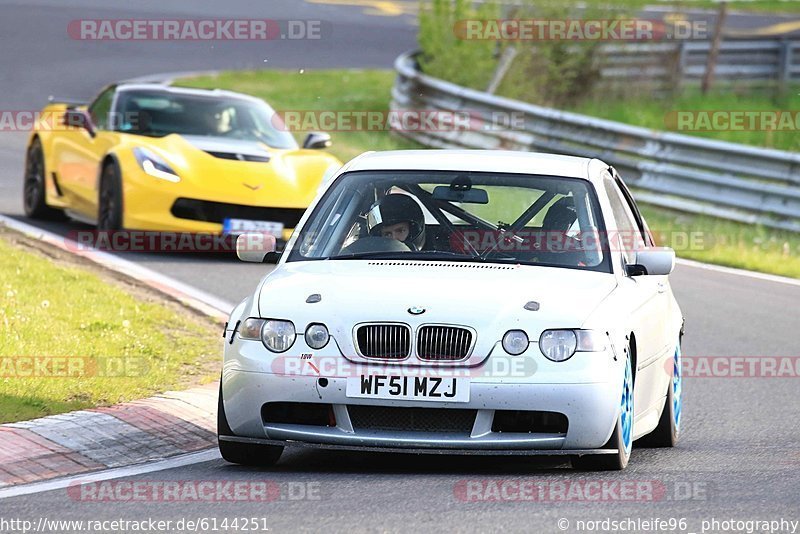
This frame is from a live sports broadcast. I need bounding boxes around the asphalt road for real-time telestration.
[1,1,799,532]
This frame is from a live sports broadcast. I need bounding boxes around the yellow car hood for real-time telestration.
[135,133,340,208]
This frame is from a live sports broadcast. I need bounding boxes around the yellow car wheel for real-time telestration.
[23,138,64,220]
[98,161,123,231]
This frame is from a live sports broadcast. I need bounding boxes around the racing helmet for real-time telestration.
[542,196,577,233]
[366,194,426,251]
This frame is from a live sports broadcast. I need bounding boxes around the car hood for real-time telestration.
[180,135,275,161]
[127,133,341,208]
[258,260,617,359]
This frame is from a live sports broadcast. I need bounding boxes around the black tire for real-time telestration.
[97,161,123,231]
[637,340,682,448]
[23,138,64,220]
[572,352,634,471]
[217,381,283,467]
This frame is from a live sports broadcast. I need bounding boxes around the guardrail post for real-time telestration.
[671,42,688,93]
[701,2,728,94]
[778,39,791,92]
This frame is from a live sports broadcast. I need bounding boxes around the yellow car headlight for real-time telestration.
[133,147,180,183]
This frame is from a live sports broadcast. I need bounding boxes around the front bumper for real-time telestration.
[219,435,619,456]
[221,368,622,451]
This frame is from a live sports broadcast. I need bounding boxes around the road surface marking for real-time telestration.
[0,449,220,500]
[306,0,415,16]
[676,258,800,287]
[725,20,800,37]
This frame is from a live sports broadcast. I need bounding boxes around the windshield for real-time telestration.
[287,170,611,272]
[114,89,297,149]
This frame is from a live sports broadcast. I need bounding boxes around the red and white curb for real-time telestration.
[0,384,218,488]
[0,215,234,491]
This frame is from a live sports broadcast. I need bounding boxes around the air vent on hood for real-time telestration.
[367,261,516,270]
[205,151,270,163]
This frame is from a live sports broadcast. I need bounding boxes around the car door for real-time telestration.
[602,170,665,415]
[53,86,117,219]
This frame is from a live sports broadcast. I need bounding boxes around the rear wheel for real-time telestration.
[23,139,63,219]
[217,381,283,467]
[638,339,682,447]
[572,353,634,471]
[97,162,123,231]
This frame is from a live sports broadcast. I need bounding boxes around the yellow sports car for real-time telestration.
[23,83,341,241]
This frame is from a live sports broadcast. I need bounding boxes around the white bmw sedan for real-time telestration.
[218,150,684,470]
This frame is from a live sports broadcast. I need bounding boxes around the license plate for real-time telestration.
[223,218,284,237]
[346,375,470,402]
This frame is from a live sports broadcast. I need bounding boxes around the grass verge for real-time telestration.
[582,0,800,13]
[0,227,221,423]
[572,85,800,152]
[179,68,800,278]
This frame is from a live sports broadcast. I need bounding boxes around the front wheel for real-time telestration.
[572,353,634,471]
[23,139,64,220]
[97,162,123,231]
[219,439,284,467]
[217,381,283,467]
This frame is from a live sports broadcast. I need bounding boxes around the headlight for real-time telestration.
[261,319,296,353]
[502,330,529,355]
[238,318,265,340]
[539,329,607,362]
[305,323,330,349]
[539,330,578,362]
[133,147,180,182]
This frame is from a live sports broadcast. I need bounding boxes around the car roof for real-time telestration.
[345,150,606,180]
[115,82,262,104]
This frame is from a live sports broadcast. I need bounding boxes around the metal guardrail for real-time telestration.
[600,39,800,88]
[390,51,800,233]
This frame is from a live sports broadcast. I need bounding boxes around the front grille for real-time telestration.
[355,324,411,359]
[348,406,476,433]
[171,198,305,226]
[416,325,473,361]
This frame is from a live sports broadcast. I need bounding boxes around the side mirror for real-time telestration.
[236,233,277,263]
[627,247,675,276]
[303,132,332,149]
[62,109,96,137]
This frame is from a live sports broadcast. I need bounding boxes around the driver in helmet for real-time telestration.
[366,193,426,251]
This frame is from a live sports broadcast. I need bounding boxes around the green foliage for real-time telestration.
[417,0,500,90]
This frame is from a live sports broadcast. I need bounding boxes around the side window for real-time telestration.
[603,175,646,262]
[614,174,654,247]
[88,87,115,130]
